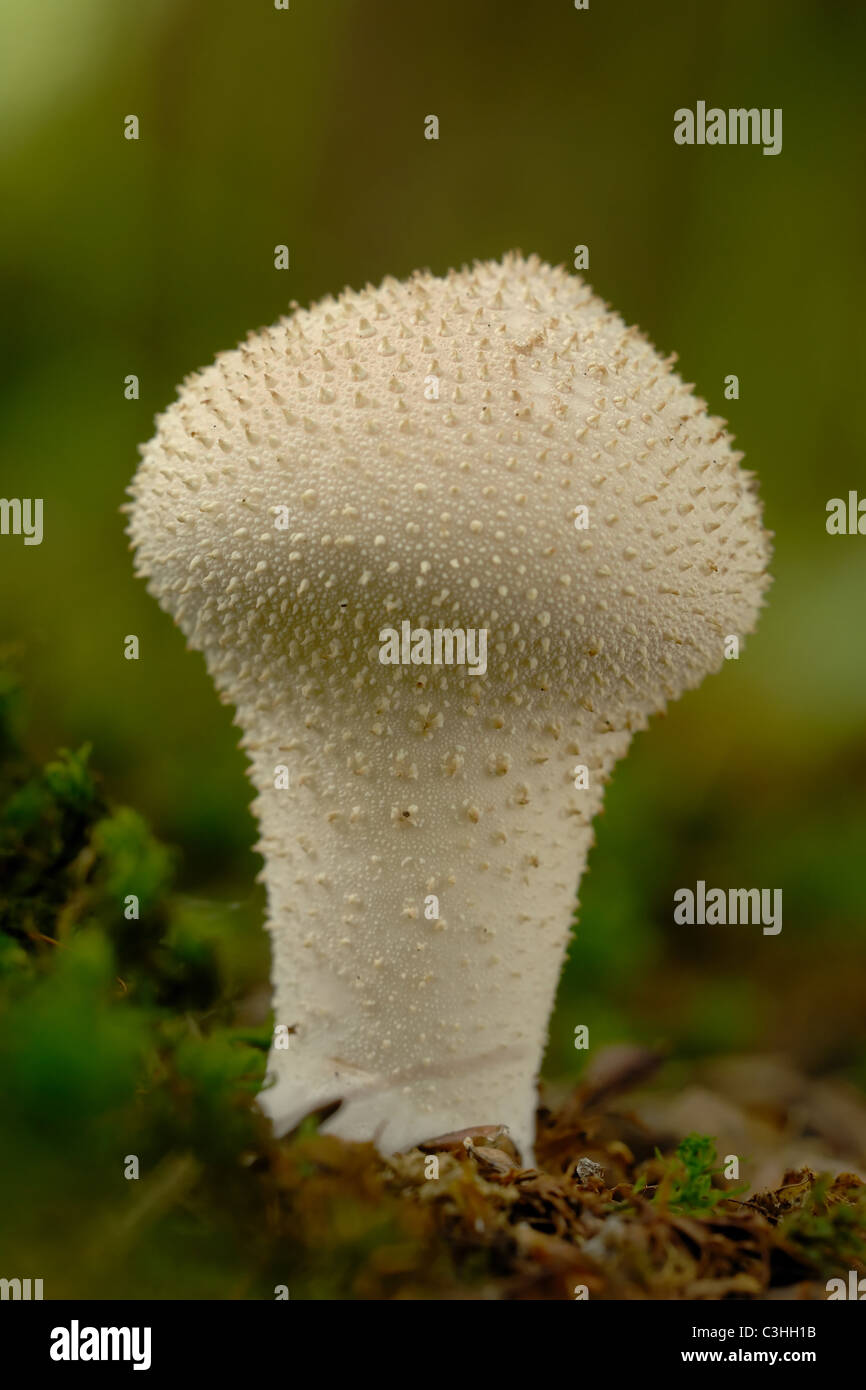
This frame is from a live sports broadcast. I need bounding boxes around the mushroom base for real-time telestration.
[259,1040,541,1161]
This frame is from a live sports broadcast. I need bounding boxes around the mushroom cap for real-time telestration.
[128,253,770,723]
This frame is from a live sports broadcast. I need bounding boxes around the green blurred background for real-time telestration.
[1,0,865,1295]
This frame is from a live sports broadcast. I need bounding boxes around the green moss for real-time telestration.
[776,1175,866,1277]
[639,1133,746,1214]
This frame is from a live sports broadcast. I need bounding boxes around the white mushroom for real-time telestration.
[127,253,771,1162]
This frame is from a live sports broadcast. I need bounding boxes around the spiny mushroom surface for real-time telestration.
[128,253,771,1162]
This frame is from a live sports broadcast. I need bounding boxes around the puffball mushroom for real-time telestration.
[128,253,770,1162]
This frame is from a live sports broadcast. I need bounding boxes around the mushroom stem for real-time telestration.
[245,682,626,1161]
